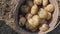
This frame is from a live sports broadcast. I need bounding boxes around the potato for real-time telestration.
[31,5,38,15]
[26,13,33,19]
[26,15,40,31]
[39,24,49,32]
[19,16,26,26]
[26,23,37,32]
[47,12,51,20]
[27,0,34,7]
[32,15,40,25]
[21,5,30,13]
[34,0,42,5]
[44,4,55,12]
[39,19,47,24]
[26,19,37,32]
[43,0,48,7]
[38,8,48,19]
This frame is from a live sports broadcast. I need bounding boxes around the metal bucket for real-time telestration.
[14,0,59,34]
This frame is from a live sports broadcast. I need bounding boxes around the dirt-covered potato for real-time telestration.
[21,5,30,13]
[19,16,26,26]
[34,0,42,5]
[44,4,55,12]
[26,19,37,32]
[39,24,49,32]
[43,0,48,7]
[27,0,34,7]
[39,19,47,24]
[31,5,38,15]
[47,12,51,20]
[26,13,33,19]
[38,8,48,19]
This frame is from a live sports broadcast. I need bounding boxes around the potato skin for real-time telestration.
[39,24,49,32]
[26,15,40,32]
[26,13,33,19]
[27,0,34,8]
[31,5,38,15]
[34,0,42,5]
[21,5,30,13]
[44,4,55,12]
[19,17,26,26]
[26,19,37,32]
[47,12,51,20]
[38,8,48,19]
[43,0,48,7]
[32,15,40,25]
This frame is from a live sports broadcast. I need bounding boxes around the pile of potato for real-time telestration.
[19,0,55,32]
